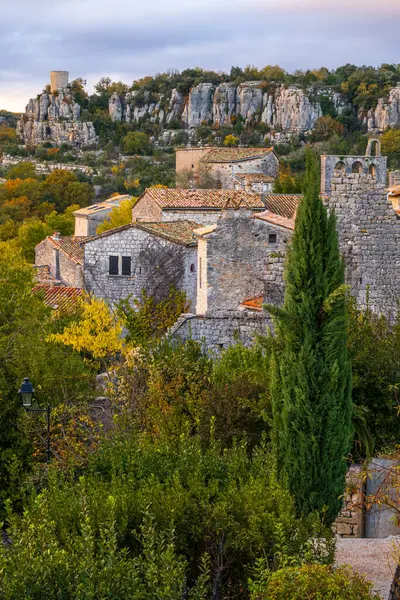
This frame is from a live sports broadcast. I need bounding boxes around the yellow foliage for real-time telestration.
[223,134,239,147]
[47,295,124,361]
[96,198,136,234]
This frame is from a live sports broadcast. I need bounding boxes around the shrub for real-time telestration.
[249,564,381,600]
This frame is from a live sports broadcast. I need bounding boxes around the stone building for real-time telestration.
[234,173,275,194]
[84,220,199,309]
[175,147,279,189]
[131,188,265,225]
[35,233,90,288]
[171,202,295,351]
[73,195,132,236]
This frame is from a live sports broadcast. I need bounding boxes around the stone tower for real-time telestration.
[50,71,69,93]
[320,139,387,194]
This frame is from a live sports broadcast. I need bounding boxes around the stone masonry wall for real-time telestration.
[161,210,223,226]
[84,227,197,309]
[333,465,365,538]
[132,194,162,222]
[327,173,400,314]
[35,239,83,288]
[203,209,290,312]
[169,311,273,352]
[200,154,279,190]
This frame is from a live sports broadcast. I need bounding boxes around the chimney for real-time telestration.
[52,231,60,240]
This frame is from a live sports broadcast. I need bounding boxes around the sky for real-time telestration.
[1,0,400,112]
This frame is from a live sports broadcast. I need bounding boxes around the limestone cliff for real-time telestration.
[17,89,97,147]
[362,86,400,131]
[109,81,351,133]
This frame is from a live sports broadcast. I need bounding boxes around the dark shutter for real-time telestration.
[269,233,277,244]
[121,256,131,276]
[109,255,119,275]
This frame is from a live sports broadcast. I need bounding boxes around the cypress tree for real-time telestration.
[269,150,352,525]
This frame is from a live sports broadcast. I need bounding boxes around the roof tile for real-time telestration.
[88,220,201,247]
[143,188,264,209]
[33,284,83,310]
[200,147,274,163]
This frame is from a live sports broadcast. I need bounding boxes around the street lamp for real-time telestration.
[19,378,51,463]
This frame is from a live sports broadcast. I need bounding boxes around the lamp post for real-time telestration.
[19,378,51,463]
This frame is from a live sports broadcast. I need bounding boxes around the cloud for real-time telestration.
[1,0,399,111]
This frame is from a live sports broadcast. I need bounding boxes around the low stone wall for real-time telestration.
[0,155,94,175]
[169,310,273,351]
[333,465,365,538]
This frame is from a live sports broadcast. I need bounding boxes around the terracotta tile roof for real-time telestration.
[235,173,275,183]
[33,265,58,284]
[33,284,83,310]
[143,188,265,210]
[254,210,295,231]
[200,147,274,163]
[388,186,400,197]
[263,194,301,219]
[88,220,201,247]
[48,235,93,264]
[240,295,263,312]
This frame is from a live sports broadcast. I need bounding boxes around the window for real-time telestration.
[269,233,277,244]
[109,256,119,275]
[109,255,132,276]
[121,256,131,276]
[190,263,195,273]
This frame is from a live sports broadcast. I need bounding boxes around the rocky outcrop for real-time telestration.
[17,120,97,147]
[109,82,352,133]
[107,81,400,135]
[17,88,97,148]
[363,86,400,131]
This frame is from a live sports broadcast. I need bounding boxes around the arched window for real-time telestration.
[334,161,346,173]
[352,161,363,174]
[369,164,377,179]
[366,138,381,157]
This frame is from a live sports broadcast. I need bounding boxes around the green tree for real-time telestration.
[382,128,400,169]
[269,150,352,525]
[122,132,150,155]
[6,162,38,180]
[15,218,52,262]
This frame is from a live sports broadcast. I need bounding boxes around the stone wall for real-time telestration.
[162,210,223,226]
[333,465,365,538]
[35,239,83,288]
[327,173,400,313]
[169,310,273,352]
[200,209,289,312]
[321,154,387,194]
[84,227,197,309]
[132,194,162,222]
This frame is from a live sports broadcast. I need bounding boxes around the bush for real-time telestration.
[249,564,381,600]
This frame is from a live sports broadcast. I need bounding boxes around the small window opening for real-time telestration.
[191,164,194,169]
[359,277,363,285]
[190,264,195,273]
[269,233,277,244]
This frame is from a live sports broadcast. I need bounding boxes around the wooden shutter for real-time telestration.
[109,255,119,275]
[121,256,131,276]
